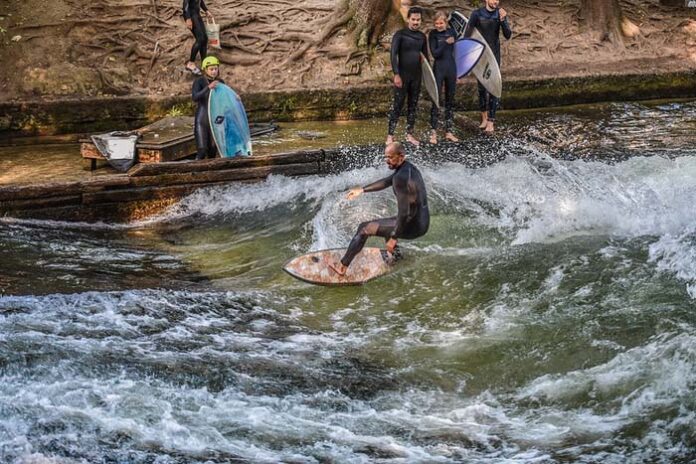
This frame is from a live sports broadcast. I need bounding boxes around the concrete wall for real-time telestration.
[2,71,695,143]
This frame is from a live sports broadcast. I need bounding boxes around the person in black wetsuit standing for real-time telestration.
[192,56,225,160]
[464,0,511,134]
[183,0,214,75]
[387,6,428,147]
[428,11,459,145]
[330,142,429,276]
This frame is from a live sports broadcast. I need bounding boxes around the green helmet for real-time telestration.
[201,56,220,69]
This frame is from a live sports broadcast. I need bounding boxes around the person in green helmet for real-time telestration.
[191,56,225,160]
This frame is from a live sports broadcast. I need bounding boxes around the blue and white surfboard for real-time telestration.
[208,83,252,158]
[454,38,485,79]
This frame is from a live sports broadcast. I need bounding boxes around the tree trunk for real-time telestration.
[349,0,400,46]
[580,0,624,42]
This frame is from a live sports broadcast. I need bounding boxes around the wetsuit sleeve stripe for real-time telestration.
[391,31,401,75]
[363,174,394,193]
[201,0,208,12]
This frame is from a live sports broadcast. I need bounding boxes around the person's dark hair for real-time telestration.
[407,6,423,18]
[388,142,406,156]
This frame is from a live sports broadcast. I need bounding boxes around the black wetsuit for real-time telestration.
[388,28,428,136]
[465,7,511,120]
[429,28,458,132]
[192,76,225,160]
[341,161,429,267]
[183,0,209,63]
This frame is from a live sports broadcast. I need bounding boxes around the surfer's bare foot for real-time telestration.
[406,134,420,146]
[445,132,459,142]
[429,131,438,145]
[485,121,495,134]
[480,112,488,129]
[386,135,394,145]
[329,262,347,276]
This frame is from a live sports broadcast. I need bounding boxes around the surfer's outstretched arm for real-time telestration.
[363,174,395,193]
[346,174,393,200]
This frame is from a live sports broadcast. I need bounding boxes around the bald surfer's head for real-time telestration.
[385,142,406,170]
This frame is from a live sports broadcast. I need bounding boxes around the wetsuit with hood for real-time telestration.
[183,0,209,63]
[464,7,512,121]
[428,27,458,132]
[192,75,225,160]
[388,28,428,136]
[340,160,429,267]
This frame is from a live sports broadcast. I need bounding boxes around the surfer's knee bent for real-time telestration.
[357,221,378,237]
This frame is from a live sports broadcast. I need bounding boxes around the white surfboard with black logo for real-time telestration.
[449,11,503,98]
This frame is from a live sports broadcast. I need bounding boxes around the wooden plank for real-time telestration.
[80,142,102,159]
[137,134,193,150]
[81,138,197,163]
[127,150,324,177]
[139,138,197,163]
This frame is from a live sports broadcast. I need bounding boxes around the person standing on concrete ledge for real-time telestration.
[464,0,512,134]
[429,10,459,144]
[192,56,225,160]
[387,6,428,147]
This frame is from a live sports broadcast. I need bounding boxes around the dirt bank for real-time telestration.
[1,0,694,102]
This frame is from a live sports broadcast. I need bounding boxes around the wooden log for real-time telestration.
[0,182,83,202]
[82,163,319,205]
[127,150,325,177]
[0,195,82,211]
[83,184,200,205]
[0,176,135,203]
[82,164,319,205]
[80,176,132,192]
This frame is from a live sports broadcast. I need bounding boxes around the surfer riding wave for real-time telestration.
[330,142,429,276]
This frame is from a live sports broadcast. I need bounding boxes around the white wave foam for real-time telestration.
[143,168,382,224]
[428,155,696,245]
[514,331,696,457]
[648,227,696,298]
